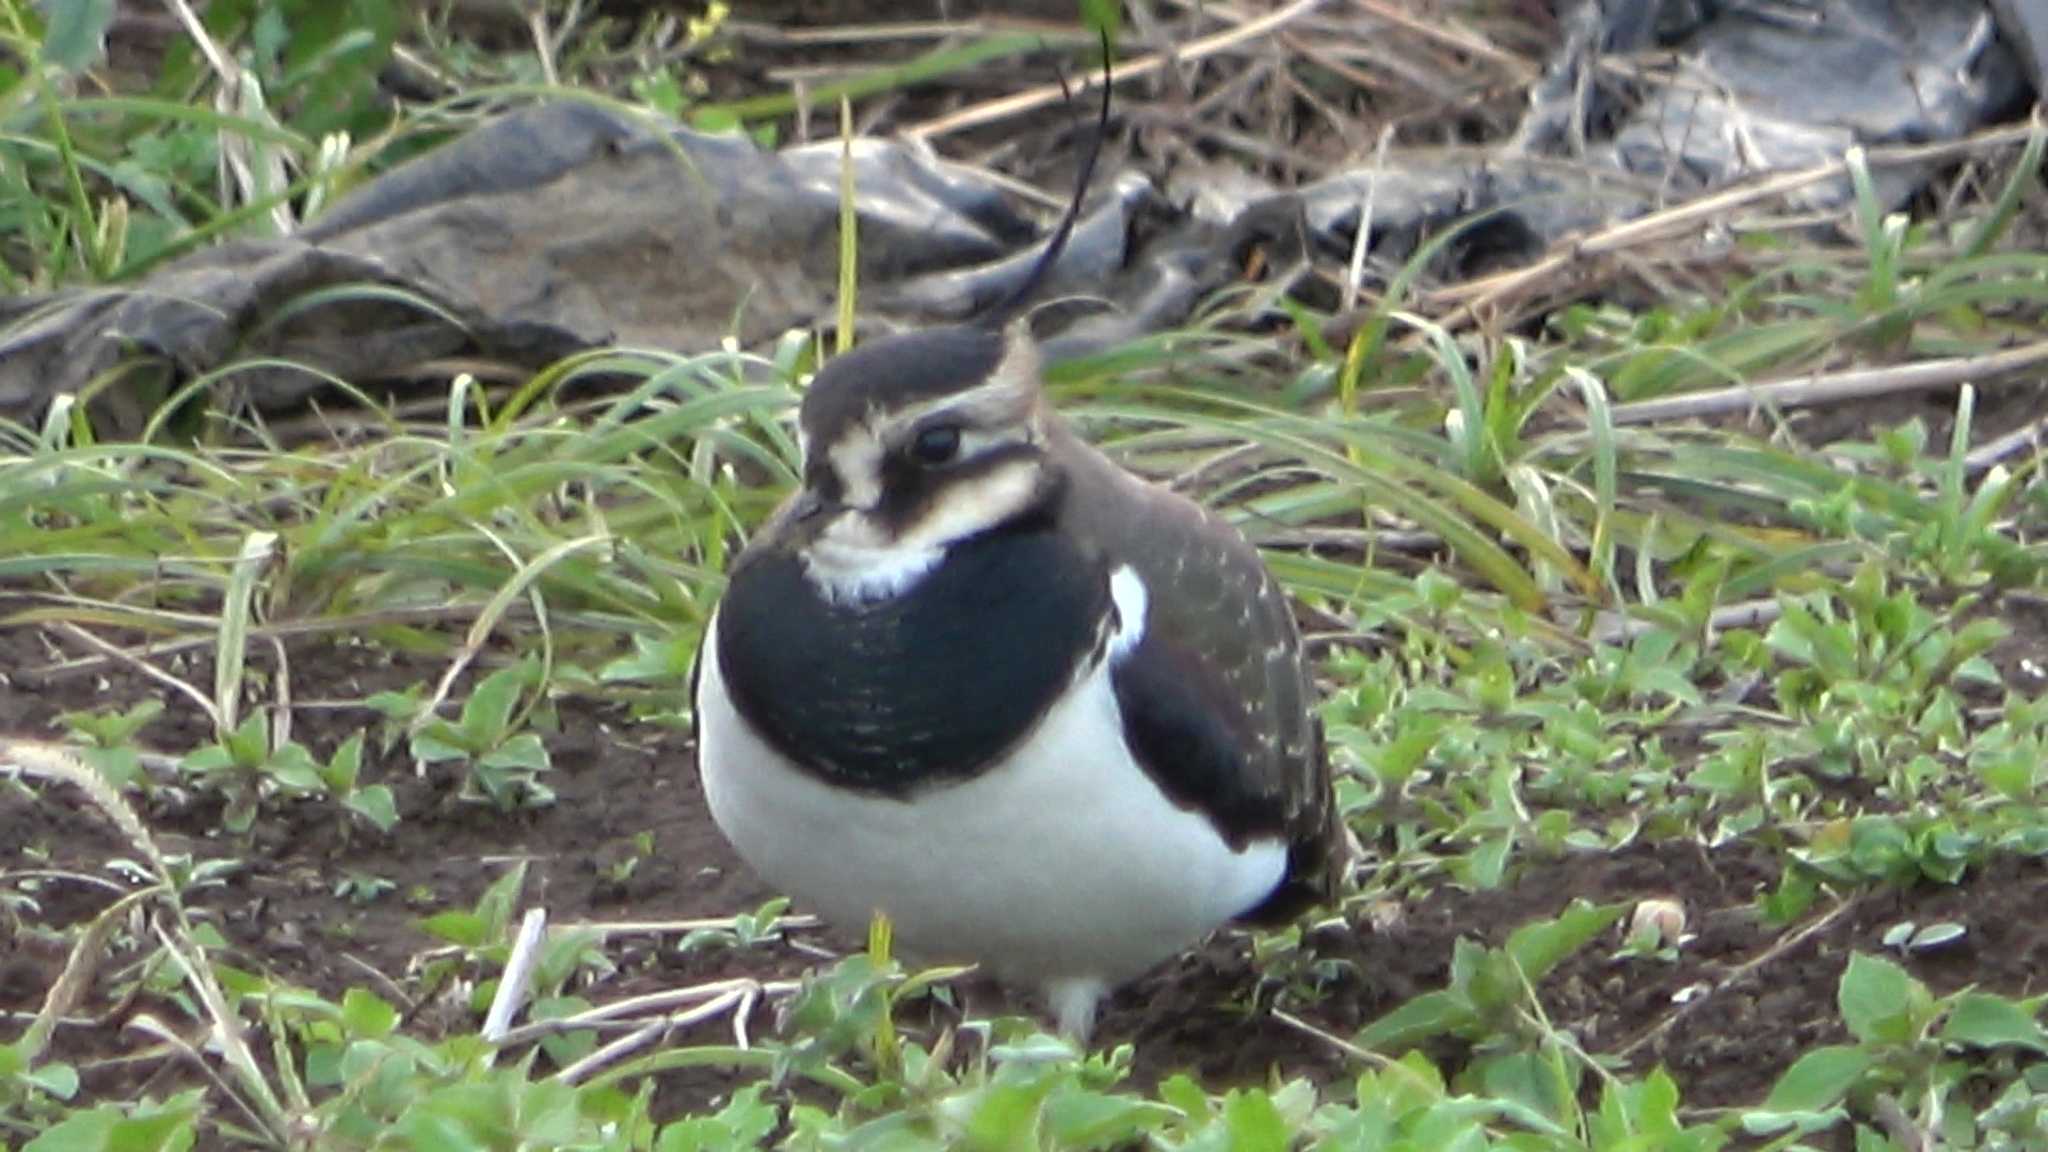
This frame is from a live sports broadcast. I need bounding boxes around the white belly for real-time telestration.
[694,611,1288,989]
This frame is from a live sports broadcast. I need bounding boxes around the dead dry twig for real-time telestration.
[903,0,1326,141]
[1607,338,2048,427]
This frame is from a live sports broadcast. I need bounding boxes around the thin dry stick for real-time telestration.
[340,952,418,1010]
[1342,125,1395,313]
[27,602,528,684]
[11,741,297,1139]
[902,0,1325,141]
[51,622,222,729]
[1616,897,1856,1060]
[527,7,561,87]
[1606,338,2048,427]
[481,908,549,1044]
[728,19,1044,47]
[1431,119,2044,316]
[552,989,754,1086]
[125,1012,274,1139]
[163,0,293,232]
[1272,1008,1395,1067]
[553,914,821,934]
[22,889,155,1064]
[1589,597,1784,644]
[492,977,788,1048]
[1963,410,2048,474]
[1350,0,1536,79]
[268,634,292,752]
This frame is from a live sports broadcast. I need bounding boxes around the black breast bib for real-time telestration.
[715,526,1109,795]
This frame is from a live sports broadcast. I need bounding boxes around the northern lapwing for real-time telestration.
[691,47,1343,1039]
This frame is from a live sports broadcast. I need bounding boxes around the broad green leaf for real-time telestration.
[959,1080,1048,1152]
[482,732,551,773]
[1220,1089,1288,1152]
[1457,830,1514,890]
[417,910,487,949]
[460,663,531,743]
[341,988,399,1039]
[347,786,400,833]
[41,0,117,72]
[411,722,473,762]
[266,743,325,792]
[18,1060,80,1102]
[180,745,236,775]
[1837,953,1920,1045]
[1505,899,1628,984]
[1356,991,1476,1051]
[599,634,697,684]
[26,1108,120,1151]
[24,1097,198,1151]
[1045,1090,1175,1146]
[1762,1044,1873,1111]
[1856,1125,1908,1152]
[1474,1049,1573,1125]
[1157,1073,1211,1120]
[475,861,530,939]
[657,1084,778,1152]
[224,710,270,767]
[1939,993,2048,1052]
[324,733,365,791]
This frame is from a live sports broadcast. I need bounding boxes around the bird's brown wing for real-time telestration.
[1050,421,1343,919]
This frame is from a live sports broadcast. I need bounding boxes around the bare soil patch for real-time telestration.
[6,622,2042,1124]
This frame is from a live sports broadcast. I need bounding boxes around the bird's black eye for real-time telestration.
[910,423,963,466]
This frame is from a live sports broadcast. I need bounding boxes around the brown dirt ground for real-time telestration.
[5,614,2045,1137]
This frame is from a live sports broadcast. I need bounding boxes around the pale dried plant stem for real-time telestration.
[904,0,1325,141]
[54,622,222,730]
[481,907,549,1044]
[554,914,821,934]
[3,739,294,1138]
[493,976,799,1048]
[1433,118,2045,318]
[1608,338,2048,427]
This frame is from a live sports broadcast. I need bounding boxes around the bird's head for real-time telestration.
[740,33,1113,605]
[755,322,1063,605]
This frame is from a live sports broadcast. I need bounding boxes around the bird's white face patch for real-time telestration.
[826,430,885,511]
[801,526,943,605]
[790,326,1051,605]
[802,456,1045,605]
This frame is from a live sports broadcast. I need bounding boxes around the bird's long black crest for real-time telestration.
[980,30,1115,327]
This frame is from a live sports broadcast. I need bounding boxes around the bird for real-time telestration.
[689,45,1343,1041]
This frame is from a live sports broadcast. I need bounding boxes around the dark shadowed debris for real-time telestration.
[0,102,1168,434]
[0,0,2038,433]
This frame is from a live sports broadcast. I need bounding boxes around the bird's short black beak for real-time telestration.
[751,485,844,554]
[791,490,833,522]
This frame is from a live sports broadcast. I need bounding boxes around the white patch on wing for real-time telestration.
[799,458,1043,605]
[695,610,1288,995]
[1107,565,1148,661]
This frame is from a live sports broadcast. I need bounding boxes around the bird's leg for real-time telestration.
[1045,978,1107,1046]
[940,967,1010,1032]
